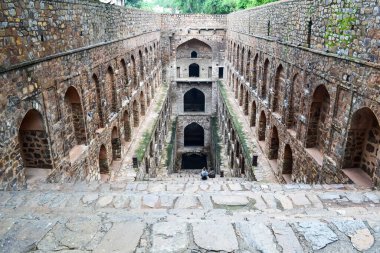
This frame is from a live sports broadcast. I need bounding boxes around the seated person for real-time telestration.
[208,169,216,178]
[200,168,208,180]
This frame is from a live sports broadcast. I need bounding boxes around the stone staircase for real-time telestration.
[0,177,379,252]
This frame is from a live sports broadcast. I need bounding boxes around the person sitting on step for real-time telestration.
[201,168,208,180]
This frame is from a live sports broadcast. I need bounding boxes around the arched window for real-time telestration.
[189,63,200,77]
[184,122,204,146]
[282,144,293,183]
[191,51,197,58]
[19,109,52,169]
[184,88,205,112]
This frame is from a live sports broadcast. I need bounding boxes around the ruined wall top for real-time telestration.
[0,0,161,71]
[227,0,380,64]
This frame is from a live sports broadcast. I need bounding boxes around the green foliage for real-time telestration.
[218,81,252,162]
[125,0,142,8]
[150,0,277,14]
[166,117,177,166]
[135,131,153,162]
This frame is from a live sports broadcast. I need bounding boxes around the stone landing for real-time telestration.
[0,178,379,252]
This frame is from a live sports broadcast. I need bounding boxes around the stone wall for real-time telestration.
[228,0,380,63]
[226,0,380,185]
[19,130,52,168]
[0,1,162,190]
[0,0,161,69]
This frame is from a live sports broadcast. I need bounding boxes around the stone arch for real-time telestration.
[182,153,207,170]
[268,126,279,159]
[273,64,285,113]
[241,47,245,74]
[244,89,249,115]
[131,55,137,89]
[236,44,240,71]
[184,88,205,112]
[258,111,267,141]
[106,66,117,114]
[288,73,302,129]
[306,85,330,151]
[184,122,204,146]
[99,144,109,176]
[64,86,86,146]
[262,59,270,99]
[120,58,128,89]
[92,74,104,128]
[239,83,244,106]
[252,54,258,89]
[343,108,380,180]
[250,101,257,127]
[19,109,52,169]
[133,100,139,127]
[191,51,197,58]
[234,77,239,99]
[139,50,144,80]
[189,63,200,77]
[282,144,293,180]
[111,127,121,161]
[246,50,251,82]
[140,91,146,116]
[123,110,131,142]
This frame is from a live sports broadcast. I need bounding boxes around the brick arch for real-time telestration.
[250,100,257,127]
[111,126,121,161]
[123,110,131,142]
[92,74,104,128]
[132,99,139,127]
[273,64,285,113]
[343,107,380,182]
[131,54,138,89]
[258,111,267,141]
[305,85,330,152]
[288,72,302,129]
[139,50,144,80]
[252,54,258,90]
[19,109,53,169]
[99,144,109,176]
[106,66,117,114]
[268,126,280,160]
[140,91,146,116]
[282,144,293,180]
[262,58,270,100]
[64,86,86,146]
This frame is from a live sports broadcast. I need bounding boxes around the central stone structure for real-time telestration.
[0,0,379,190]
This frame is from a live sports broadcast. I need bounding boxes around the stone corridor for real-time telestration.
[1,177,379,252]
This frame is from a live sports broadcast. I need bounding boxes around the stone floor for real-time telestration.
[1,176,379,252]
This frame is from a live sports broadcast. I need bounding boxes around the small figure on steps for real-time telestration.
[201,168,208,180]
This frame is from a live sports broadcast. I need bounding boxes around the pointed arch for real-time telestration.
[189,63,200,77]
[99,144,109,175]
[282,144,293,179]
[273,64,285,113]
[123,110,131,142]
[19,109,52,168]
[288,73,302,129]
[250,101,257,127]
[111,127,121,160]
[262,59,270,99]
[64,86,86,145]
[258,111,267,141]
[133,100,139,127]
[269,126,279,159]
[306,85,330,151]
[106,66,117,114]
[184,88,205,112]
[184,122,204,146]
[140,91,146,116]
[92,74,104,128]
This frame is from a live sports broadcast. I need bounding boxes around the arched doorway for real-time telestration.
[184,122,204,146]
[184,88,205,112]
[258,111,267,141]
[111,127,121,161]
[106,66,117,114]
[269,126,279,160]
[244,90,249,115]
[92,74,104,128]
[262,59,270,99]
[133,100,139,127]
[181,153,207,170]
[140,91,145,116]
[282,144,293,183]
[273,64,285,113]
[191,51,197,58]
[64,86,86,146]
[99,145,109,180]
[250,101,257,127]
[189,63,200,77]
[306,85,330,151]
[19,109,53,170]
[124,110,131,142]
[343,108,379,185]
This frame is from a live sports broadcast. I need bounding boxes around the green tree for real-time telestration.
[203,0,236,14]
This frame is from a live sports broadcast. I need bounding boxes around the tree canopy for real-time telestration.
[125,0,278,14]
